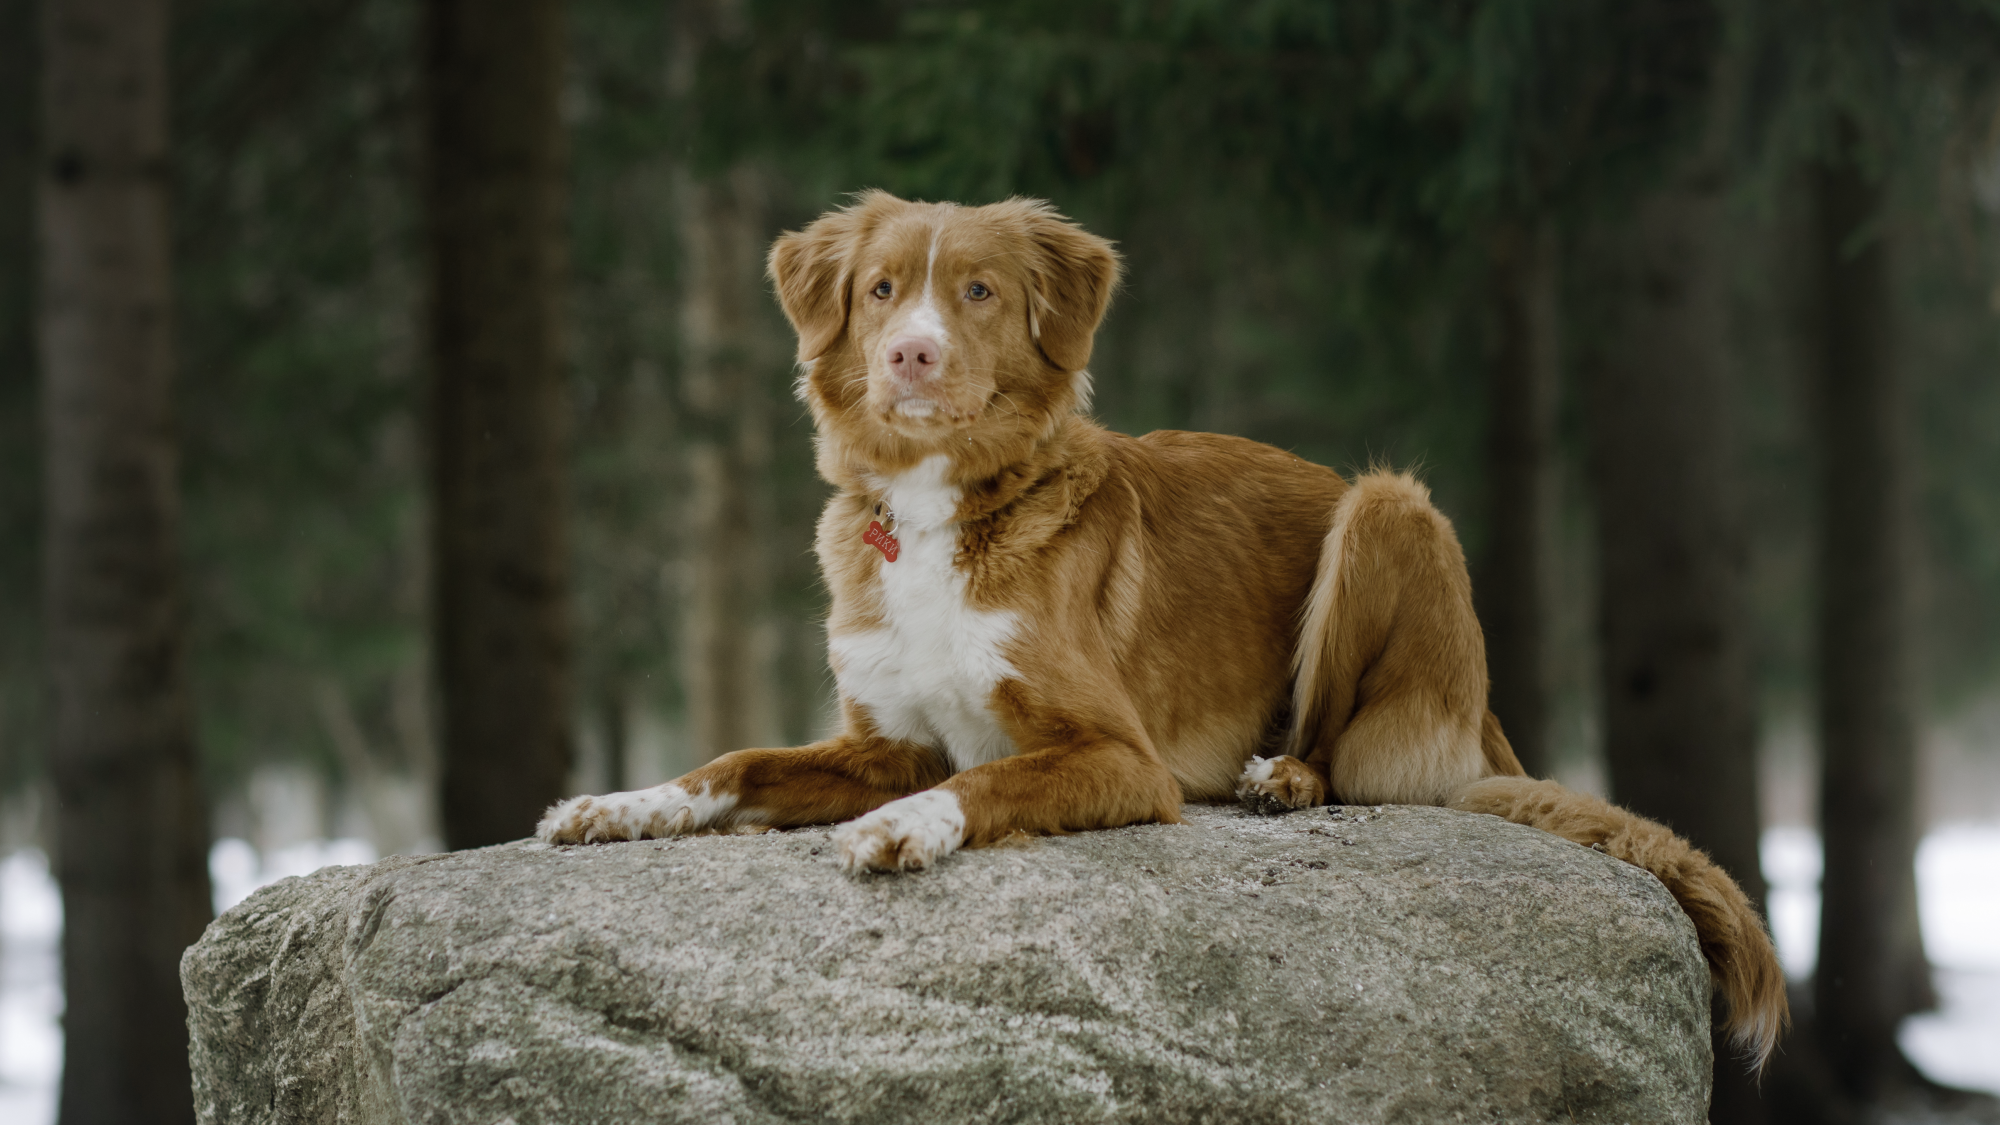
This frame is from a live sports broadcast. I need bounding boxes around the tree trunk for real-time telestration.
[1476,222,1561,779]
[425,0,576,848]
[0,0,35,774]
[1809,121,1933,1100]
[597,680,628,793]
[666,0,782,764]
[1576,173,1770,1123]
[39,1,213,1121]
[676,163,779,761]
[1580,181,1767,902]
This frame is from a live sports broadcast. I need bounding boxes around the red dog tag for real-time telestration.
[864,520,900,562]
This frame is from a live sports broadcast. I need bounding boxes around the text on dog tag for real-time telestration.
[864,520,900,562]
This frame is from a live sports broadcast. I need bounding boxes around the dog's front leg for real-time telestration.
[537,726,947,844]
[835,721,1182,873]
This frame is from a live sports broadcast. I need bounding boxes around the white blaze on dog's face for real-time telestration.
[768,191,1121,462]
[849,212,1014,431]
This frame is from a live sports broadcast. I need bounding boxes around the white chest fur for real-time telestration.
[828,455,1020,772]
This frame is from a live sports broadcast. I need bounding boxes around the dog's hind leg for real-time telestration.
[1237,470,1513,812]
[1242,470,1790,1069]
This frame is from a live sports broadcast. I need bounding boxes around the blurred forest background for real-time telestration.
[5,0,2000,1123]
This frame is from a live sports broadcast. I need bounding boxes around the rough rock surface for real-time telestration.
[182,803,1712,1124]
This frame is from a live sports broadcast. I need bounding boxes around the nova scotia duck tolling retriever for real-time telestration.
[537,190,1786,1067]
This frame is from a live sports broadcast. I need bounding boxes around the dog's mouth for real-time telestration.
[883,399,980,429]
[875,378,984,430]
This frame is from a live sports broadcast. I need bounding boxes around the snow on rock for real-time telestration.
[180,804,1714,1124]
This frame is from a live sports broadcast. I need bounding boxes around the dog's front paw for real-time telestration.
[536,783,737,844]
[1236,755,1326,816]
[834,790,966,873]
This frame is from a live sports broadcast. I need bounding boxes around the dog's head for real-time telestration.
[769,191,1120,476]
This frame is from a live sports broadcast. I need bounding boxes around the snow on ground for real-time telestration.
[0,827,1996,1120]
[0,850,59,1125]
[1766,823,2000,1095]
[207,836,379,915]
[1886,824,1999,1096]
[0,837,379,1124]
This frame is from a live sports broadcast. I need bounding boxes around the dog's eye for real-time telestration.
[872,280,893,299]
[967,282,991,300]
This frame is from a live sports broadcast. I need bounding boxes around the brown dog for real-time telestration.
[537,190,1786,1067]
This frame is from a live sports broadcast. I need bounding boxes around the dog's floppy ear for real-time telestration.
[1020,202,1121,373]
[768,193,889,362]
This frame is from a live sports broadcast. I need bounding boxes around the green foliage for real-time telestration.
[172,0,424,782]
[1734,0,2000,702]
[566,0,688,729]
[1903,168,2000,705]
[4,0,2000,802]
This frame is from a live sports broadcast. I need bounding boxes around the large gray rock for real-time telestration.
[182,803,1712,1124]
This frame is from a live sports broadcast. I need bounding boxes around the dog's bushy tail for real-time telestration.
[1449,775,1789,1072]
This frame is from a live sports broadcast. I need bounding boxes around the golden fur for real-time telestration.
[537,191,1786,1068]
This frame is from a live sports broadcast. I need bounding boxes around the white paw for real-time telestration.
[1234,754,1323,814]
[535,783,739,844]
[833,790,966,873]
[1234,755,1276,795]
